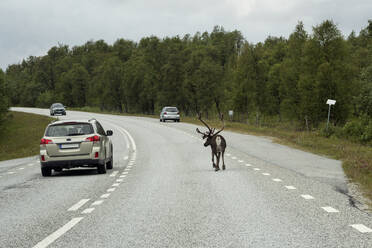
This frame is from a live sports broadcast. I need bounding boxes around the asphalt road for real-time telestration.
[0,107,371,248]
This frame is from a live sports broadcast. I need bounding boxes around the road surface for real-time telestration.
[0,107,371,248]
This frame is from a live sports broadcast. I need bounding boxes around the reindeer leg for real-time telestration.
[211,151,216,168]
[215,152,220,171]
[222,150,226,170]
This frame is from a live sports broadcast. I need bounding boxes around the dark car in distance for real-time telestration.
[50,103,66,116]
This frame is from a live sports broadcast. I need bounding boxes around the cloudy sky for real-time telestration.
[0,0,371,70]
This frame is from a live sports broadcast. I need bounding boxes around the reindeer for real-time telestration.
[196,113,227,171]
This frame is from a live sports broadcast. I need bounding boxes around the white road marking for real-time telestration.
[124,156,129,160]
[7,171,15,174]
[301,194,315,200]
[116,179,124,182]
[109,171,119,177]
[350,224,372,233]
[82,208,95,214]
[238,160,243,163]
[253,168,260,171]
[272,178,282,182]
[28,163,34,166]
[67,199,90,211]
[91,200,104,206]
[232,157,237,160]
[262,173,270,176]
[112,183,120,187]
[245,164,252,167]
[107,188,116,192]
[18,167,25,170]
[226,153,231,156]
[120,126,136,151]
[100,193,110,198]
[127,165,132,168]
[122,171,129,175]
[32,217,83,248]
[119,175,127,178]
[285,186,296,190]
[321,206,339,213]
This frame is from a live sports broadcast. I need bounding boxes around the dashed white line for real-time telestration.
[245,164,252,167]
[91,200,104,206]
[321,206,339,213]
[18,167,25,170]
[301,194,315,200]
[28,163,34,166]
[262,173,270,176]
[122,171,129,175]
[119,175,127,178]
[82,208,95,214]
[238,160,243,163]
[350,224,372,233]
[124,156,129,160]
[7,171,15,174]
[226,153,231,156]
[116,179,124,182]
[67,199,90,211]
[231,157,237,160]
[124,168,131,171]
[285,186,296,190]
[253,168,260,171]
[107,188,116,192]
[272,178,282,182]
[32,217,83,248]
[109,171,119,177]
[100,193,110,199]
[112,183,120,187]
[127,165,132,168]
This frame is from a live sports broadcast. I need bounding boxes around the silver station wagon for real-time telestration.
[160,106,180,122]
[39,119,113,176]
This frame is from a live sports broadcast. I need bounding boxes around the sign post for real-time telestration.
[326,99,336,130]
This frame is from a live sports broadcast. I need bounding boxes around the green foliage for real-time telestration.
[0,69,8,123]
[3,20,372,145]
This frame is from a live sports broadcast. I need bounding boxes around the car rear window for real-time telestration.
[165,107,178,112]
[52,103,63,108]
[45,123,94,137]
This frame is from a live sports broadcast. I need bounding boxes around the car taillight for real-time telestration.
[40,138,53,145]
[95,152,99,158]
[164,112,167,115]
[86,135,100,142]
[41,155,45,161]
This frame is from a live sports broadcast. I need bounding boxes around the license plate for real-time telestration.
[60,143,79,149]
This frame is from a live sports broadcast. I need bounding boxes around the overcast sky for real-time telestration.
[0,0,371,70]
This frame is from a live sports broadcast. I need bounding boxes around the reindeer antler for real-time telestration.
[213,114,224,136]
[198,112,212,133]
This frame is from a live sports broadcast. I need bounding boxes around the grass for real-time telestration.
[0,111,54,161]
[73,107,372,205]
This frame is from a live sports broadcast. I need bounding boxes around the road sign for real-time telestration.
[326,99,336,130]
[326,99,336,105]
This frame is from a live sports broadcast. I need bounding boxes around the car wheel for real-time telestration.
[106,149,113,170]
[97,162,106,174]
[41,167,52,177]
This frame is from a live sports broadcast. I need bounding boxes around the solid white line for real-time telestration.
[33,217,83,248]
[350,224,372,233]
[272,178,282,182]
[112,183,120,187]
[67,199,90,211]
[91,200,104,206]
[301,194,315,200]
[120,126,136,151]
[321,206,339,213]
[82,208,95,214]
[285,186,296,190]
[107,188,116,192]
[18,167,25,170]
[245,164,252,167]
[262,173,270,176]
[100,193,110,198]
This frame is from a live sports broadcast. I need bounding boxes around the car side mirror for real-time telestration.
[106,130,113,136]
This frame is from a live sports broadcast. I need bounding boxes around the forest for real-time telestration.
[1,20,372,144]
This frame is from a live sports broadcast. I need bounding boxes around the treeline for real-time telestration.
[3,20,372,142]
